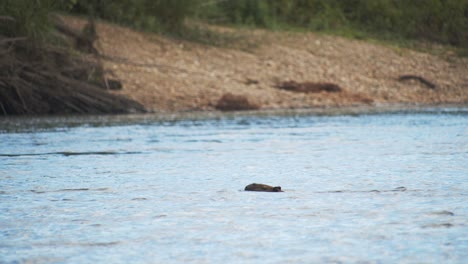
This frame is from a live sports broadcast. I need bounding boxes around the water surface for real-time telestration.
[1,109,467,263]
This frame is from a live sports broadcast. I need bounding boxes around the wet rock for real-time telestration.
[244,183,283,192]
[275,81,342,93]
[215,93,259,111]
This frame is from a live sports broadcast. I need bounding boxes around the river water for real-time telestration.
[1,108,467,263]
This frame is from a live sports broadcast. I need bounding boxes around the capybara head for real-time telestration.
[272,186,282,192]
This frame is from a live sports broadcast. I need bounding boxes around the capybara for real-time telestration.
[244,183,283,192]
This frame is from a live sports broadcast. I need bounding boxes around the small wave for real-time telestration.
[32,241,120,247]
[79,242,120,247]
[320,187,408,194]
[50,198,74,202]
[430,210,455,216]
[184,139,223,143]
[30,188,110,194]
[422,223,454,228]
[0,151,142,157]
[58,188,90,192]
[132,197,148,201]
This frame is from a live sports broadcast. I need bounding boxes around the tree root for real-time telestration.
[0,34,146,115]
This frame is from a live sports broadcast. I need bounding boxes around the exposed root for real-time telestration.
[0,35,146,115]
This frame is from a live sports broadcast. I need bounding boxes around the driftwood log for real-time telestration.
[275,81,342,93]
[398,75,436,89]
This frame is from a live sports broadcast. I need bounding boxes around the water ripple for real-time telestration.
[0,151,143,157]
[1,110,467,263]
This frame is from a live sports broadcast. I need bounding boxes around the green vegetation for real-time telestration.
[0,0,59,42]
[207,0,468,48]
[1,0,467,49]
[69,0,202,32]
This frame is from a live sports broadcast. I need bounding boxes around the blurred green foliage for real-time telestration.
[69,0,202,32]
[0,0,59,41]
[1,0,467,48]
[209,0,468,47]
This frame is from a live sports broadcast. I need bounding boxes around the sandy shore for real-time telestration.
[64,16,468,113]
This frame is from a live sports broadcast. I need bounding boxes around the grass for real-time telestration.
[252,20,468,58]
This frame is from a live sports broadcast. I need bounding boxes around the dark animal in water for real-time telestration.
[244,183,283,192]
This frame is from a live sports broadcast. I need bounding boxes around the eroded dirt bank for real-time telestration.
[63,16,468,113]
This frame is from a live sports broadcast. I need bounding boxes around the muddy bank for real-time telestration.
[3,15,467,116]
[55,16,468,113]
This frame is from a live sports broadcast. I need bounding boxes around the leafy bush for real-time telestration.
[2,0,466,47]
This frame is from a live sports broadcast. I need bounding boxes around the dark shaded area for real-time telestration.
[275,81,342,93]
